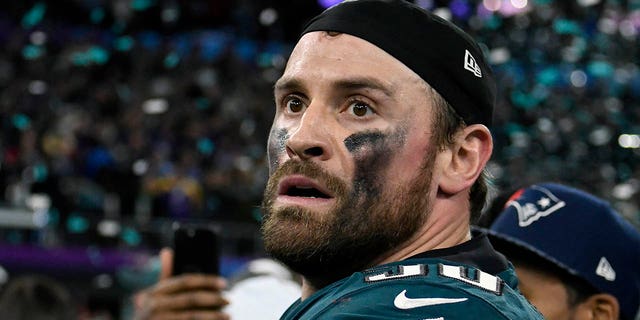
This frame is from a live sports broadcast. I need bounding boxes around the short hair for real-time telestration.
[429,87,488,223]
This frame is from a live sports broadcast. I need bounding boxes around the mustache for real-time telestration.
[266,160,349,198]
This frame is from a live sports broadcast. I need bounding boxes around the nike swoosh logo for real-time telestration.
[394,290,468,309]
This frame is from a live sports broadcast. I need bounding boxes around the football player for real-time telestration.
[261,0,543,318]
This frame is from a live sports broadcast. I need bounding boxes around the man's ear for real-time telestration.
[439,124,493,195]
[579,293,619,320]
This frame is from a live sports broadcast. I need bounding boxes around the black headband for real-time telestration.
[302,0,496,126]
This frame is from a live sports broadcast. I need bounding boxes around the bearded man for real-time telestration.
[260,1,543,319]
[133,1,543,319]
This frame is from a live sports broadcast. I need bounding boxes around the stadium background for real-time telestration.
[0,0,638,317]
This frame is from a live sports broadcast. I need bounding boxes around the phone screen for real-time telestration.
[172,223,220,275]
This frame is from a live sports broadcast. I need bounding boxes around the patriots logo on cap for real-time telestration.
[507,185,566,227]
[464,50,482,78]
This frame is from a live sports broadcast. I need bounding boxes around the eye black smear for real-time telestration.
[344,131,386,153]
[343,128,407,198]
[268,128,289,172]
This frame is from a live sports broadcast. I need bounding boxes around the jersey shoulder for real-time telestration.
[282,260,543,320]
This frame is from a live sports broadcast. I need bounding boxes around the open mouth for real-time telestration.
[286,186,331,198]
[278,176,333,199]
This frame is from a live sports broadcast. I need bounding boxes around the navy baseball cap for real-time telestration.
[487,183,640,320]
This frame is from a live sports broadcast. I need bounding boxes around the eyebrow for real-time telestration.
[274,77,304,94]
[274,76,395,98]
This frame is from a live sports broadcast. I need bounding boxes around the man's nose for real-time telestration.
[285,105,333,161]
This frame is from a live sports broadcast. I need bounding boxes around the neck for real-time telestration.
[380,196,472,263]
[300,279,319,300]
[374,217,471,266]
[299,202,471,300]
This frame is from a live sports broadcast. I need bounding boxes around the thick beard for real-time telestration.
[261,152,435,288]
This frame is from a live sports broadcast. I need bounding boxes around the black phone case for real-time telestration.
[172,224,220,275]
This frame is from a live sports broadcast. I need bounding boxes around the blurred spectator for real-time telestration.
[483,183,640,320]
[0,274,77,320]
[224,258,301,319]
[131,249,301,320]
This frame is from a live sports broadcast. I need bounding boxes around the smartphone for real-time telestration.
[171,223,220,275]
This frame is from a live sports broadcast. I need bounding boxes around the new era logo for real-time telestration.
[595,257,616,281]
[464,50,482,78]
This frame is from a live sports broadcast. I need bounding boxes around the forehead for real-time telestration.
[281,32,424,88]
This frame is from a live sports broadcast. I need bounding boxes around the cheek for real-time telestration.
[343,129,408,193]
[344,131,387,154]
[267,127,289,172]
[516,268,572,320]
[344,127,407,157]
[524,289,570,320]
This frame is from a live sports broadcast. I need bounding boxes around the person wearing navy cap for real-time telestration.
[486,183,640,320]
[134,1,543,319]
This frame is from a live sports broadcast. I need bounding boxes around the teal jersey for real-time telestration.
[280,235,542,320]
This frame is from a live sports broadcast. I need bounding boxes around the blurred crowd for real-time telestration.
[0,0,638,307]
[467,0,640,225]
[0,0,638,318]
[0,0,321,250]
